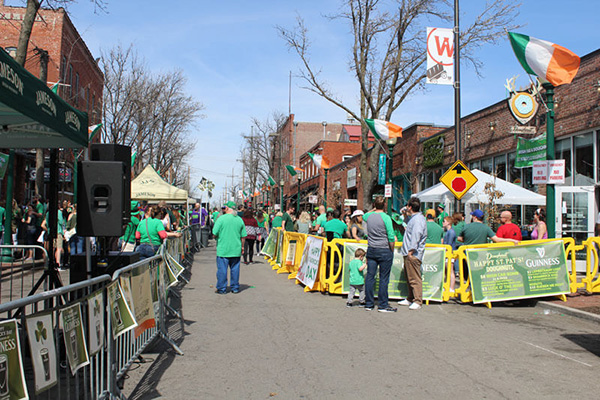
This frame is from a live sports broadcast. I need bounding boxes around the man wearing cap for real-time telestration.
[436,203,448,228]
[399,197,428,310]
[458,209,518,245]
[212,201,247,294]
[120,201,142,252]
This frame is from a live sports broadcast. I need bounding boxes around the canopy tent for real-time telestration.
[415,169,546,206]
[131,164,188,203]
[0,47,88,148]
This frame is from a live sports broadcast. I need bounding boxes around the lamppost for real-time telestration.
[297,173,301,212]
[323,168,329,208]
[280,179,284,211]
[386,137,398,214]
[269,131,284,212]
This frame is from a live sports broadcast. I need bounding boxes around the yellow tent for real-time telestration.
[131,165,188,203]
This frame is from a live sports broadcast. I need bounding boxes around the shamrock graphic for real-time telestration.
[35,321,47,343]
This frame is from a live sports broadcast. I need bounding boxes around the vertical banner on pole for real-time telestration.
[426,27,454,85]
[378,154,386,185]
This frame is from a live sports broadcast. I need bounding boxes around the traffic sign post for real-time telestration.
[439,160,478,200]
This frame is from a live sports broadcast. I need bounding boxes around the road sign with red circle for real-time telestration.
[439,160,478,200]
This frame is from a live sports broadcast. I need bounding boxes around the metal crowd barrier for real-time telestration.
[0,245,51,304]
[0,230,194,400]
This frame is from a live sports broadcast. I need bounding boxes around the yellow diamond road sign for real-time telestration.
[439,160,478,200]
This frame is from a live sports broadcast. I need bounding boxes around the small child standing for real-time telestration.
[347,248,367,307]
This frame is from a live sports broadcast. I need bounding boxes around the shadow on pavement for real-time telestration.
[562,334,600,358]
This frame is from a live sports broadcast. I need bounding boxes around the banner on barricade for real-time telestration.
[0,319,28,400]
[260,229,278,258]
[166,252,185,278]
[467,240,570,304]
[87,290,104,356]
[26,313,57,394]
[296,236,324,289]
[119,275,136,317]
[342,243,445,301]
[163,259,179,288]
[275,229,284,266]
[60,303,90,375]
[107,281,138,338]
[285,240,297,267]
[131,267,157,338]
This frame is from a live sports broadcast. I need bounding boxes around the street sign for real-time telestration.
[439,160,478,200]
[344,199,358,206]
[384,184,392,198]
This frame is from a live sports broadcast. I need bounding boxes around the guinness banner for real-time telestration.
[467,240,570,304]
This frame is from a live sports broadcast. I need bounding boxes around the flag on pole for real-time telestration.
[364,119,402,141]
[308,153,330,170]
[268,176,276,186]
[285,165,304,177]
[88,124,102,141]
[508,32,580,87]
[243,190,248,197]
[131,150,137,167]
[49,81,60,93]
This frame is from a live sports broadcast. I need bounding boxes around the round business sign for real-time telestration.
[508,91,538,124]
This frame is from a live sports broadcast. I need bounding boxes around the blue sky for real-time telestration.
[16,0,599,202]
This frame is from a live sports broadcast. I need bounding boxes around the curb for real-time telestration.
[538,301,600,324]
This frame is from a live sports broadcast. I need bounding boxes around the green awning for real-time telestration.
[0,47,88,149]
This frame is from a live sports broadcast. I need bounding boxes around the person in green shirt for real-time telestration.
[324,209,349,239]
[282,205,296,232]
[211,207,220,224]
[458,209,518,246]
[120,201,141,252]
[426,212,444,244]
[312,205,327,235]
[436,203,448,228]
[391,212,405,242]
[135,206,181,260]
[346,248,367,307]
[271,212,283,228]
[212,201,247,294]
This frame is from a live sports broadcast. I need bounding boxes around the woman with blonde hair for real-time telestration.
[295,211,311,234]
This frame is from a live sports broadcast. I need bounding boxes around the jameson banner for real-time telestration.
[87,290,105,356]
[515,132,546,168]
[26,313,57,393]
[342,243,446,301]
[296,236,324,289]
[285,240,297,267]
[131,267,156,338]
[467,240,570,304]
[107,281,137,338]
[275,229,284,266]
[0,319,28,400]
[260,229,278,258]
[60,303,90,375]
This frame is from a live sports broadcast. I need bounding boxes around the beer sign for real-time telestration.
[0,319,28,400]
[26,313,58,393]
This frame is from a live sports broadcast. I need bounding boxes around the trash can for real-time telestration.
[200,226,210,248]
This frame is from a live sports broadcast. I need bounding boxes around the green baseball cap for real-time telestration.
[225,201,237,209]
[391,212,403,225]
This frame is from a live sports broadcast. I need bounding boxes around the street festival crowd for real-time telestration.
[0,195,563,312]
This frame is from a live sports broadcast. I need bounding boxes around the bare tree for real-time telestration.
[278,0,521,208]
[100,45,204,186]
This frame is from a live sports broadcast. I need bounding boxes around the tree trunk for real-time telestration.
[15,0,41,66]
[35,48,48,196]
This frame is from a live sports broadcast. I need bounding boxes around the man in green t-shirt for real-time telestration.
[282,204,295,232]
[212,201,247,294]
[324,209,349,239]
[313,205,327,235]
[436,203,448,228]
[458,209,518,245]
[426,212,444,244]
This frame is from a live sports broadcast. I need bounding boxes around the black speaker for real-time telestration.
[90,143,131,221]
[77,161,128,237]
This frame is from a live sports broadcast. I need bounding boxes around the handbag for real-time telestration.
[64,228,76,242]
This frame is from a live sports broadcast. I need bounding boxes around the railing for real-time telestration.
[0,228,193,400]
[0,245,51,304]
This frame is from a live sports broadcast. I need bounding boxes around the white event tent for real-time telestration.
[131,165,188,203]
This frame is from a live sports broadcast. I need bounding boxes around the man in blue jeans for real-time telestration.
[363,196,397,312]
[212,201,247,294]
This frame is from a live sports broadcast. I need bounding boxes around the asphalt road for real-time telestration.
[124,244,600,399]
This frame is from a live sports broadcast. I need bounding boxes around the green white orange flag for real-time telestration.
[364,119,402,141]
[285,165,304,177]
[308,152,330,170]
[268,176,276,186]
[508,32,580,87]
[88,123,102,140]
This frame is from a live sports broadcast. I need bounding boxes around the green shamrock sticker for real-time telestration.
[94,299,101,316]
[35,321,47,343]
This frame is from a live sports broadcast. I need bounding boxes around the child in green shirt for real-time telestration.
[347,248,367,307]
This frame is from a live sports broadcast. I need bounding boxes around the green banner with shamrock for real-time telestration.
[467,240,570,303]
[0,319,29,400]
[87,290,105,356]
[60,303,90,375]
[260,229,278,258]
[341,243,446,302]
[107,280,138,338]
[26,313,57,394]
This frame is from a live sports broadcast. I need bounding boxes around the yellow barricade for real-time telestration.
[580,237,600,293]
[277,231,308,279]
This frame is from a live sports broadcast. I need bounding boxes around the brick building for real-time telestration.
[0,3,103,202]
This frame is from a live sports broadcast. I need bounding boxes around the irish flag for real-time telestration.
[308,152,330,170]
[364,119,402,141]
[268,175,276,186]
[285,165,304,176]
[88,123,102,140]
[508,32,580,87]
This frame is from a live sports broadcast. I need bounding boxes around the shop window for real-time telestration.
[494,154,507,180]
[481,157,493,174]
[574,133,594,185]
[508,152,521,185]
[555,138,572,186]
[470,160,480,170]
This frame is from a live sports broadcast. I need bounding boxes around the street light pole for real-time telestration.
[297,174,301,212]
[323,168,329,208]
[386,137,398,214]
